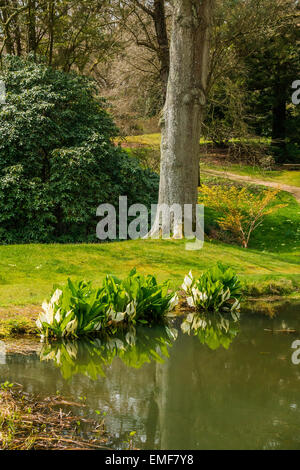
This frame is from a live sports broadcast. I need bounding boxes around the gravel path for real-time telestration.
[203,169,300,203]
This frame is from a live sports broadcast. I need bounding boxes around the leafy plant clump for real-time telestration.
[181,263,242,314]
[104,268,178,326]
[36,280,108,340]
[36,269,178,340]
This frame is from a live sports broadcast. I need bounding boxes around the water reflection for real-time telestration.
[181,311,240,350]
[39,311,241,380]
[1,303,300,449]
[40,325,178,380]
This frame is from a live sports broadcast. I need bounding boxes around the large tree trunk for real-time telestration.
[149,0,213,237]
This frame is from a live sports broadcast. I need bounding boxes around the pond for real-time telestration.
[1,301,300,450]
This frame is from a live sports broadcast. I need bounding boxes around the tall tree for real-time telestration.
[149,0,213,236]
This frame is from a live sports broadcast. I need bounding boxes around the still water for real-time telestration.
[1,301,300,450]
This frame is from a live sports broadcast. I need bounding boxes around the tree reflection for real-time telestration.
[40,325,178,380]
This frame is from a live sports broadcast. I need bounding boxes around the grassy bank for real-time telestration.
[0,238,299,309]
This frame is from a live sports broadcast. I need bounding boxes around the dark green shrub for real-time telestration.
[0,56,158,243]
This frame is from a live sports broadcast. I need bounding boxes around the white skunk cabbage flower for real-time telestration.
[191,287,201,301]
[94,322,103,331]
[37,301,54,327]
[198,291,208,302]
[50,289,63,305]
[110,311,126,322]
[187,296,195,307]
[54,309,61,323]
[168,293,179,311]
[63,317,78,336]
[109,301,136,323]
[182,271,193,293]
[36,289,63,330]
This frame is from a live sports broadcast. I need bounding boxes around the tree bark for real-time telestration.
[153,0,169,102]
[149,0,213,236]
[1,0,14,54]
[27,0,36,54]
[48,0,55,65]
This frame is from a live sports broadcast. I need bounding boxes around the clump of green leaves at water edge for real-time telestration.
[36,269,178,340]
[181,262,242,314]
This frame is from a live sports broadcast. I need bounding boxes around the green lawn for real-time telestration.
[0,238,299,307]
[121,133,270,149]
[1,134,299,308]
[120,133,300,188]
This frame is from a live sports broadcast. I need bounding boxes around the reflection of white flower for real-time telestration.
[65,342,78,359]
[231,299,240,314]
[125,330,136,346]
[168,293,179,311]
[55,349,61,365]
[126,301,136,316]
[182,271,193,292]
[181,320,191,334]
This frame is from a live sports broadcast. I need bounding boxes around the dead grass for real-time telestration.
[0,383,110,450]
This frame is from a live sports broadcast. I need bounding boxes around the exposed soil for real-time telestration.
[202,168,300,203]
[0,304,39,320]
